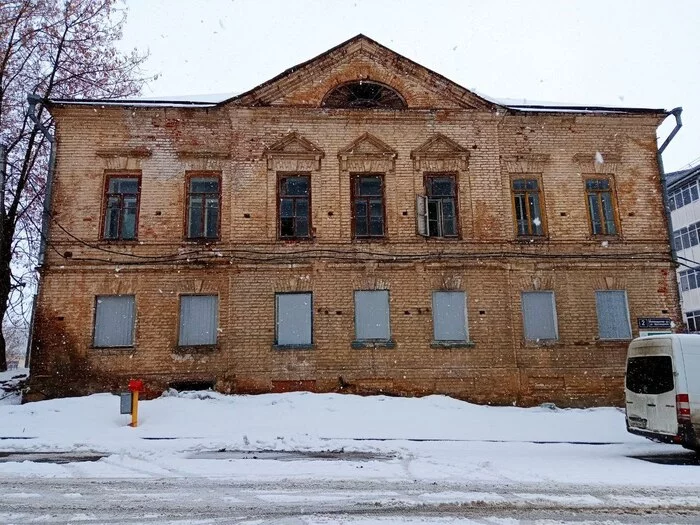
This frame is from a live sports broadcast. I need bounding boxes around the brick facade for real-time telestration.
[29,35,679,406]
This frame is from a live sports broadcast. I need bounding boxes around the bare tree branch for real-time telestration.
[0,0,152,371]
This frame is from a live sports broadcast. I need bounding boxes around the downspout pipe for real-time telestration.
[657,107,683,263]
[26,93,55,267]
[25,93,56,368]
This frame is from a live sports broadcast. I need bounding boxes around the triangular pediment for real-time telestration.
[264,132,324,156]
[225,35,501,111]
[338,133,396,158]
[411,134,469,158]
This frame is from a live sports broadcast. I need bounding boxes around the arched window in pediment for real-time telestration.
[321,81,407,109]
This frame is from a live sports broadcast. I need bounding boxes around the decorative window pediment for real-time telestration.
[572,152,620,174]
[411,134,469,171]
[263,132,324,171]
[503,153,551,174]
[322,80,406,109]
[338,133,397,172]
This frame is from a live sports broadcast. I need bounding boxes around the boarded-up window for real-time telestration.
[93,295,135,347]
[432,291,468,341]
[179,295,218,346]
[596,290,632,340]
[521,291,558,341]
[276,293,312,346]
[354,290,390,340]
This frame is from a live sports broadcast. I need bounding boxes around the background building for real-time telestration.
[28,35,680,406]
[667,164,700,331]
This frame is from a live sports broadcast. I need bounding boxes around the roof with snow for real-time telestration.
[666,164,700,190]
[47,34,668,116]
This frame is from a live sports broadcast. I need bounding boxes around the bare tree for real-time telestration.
[0,0,151,371]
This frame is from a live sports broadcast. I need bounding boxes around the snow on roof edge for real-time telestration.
[48,92,667,115]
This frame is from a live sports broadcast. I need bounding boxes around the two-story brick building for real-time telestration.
[28,35,680,405]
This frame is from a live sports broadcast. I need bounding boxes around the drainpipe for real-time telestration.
[657,107,683,263]
[25,94,56,368]
[26,94,56,267]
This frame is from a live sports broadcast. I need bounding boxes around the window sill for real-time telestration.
[100,239,139,244]
[272,344,315,350]
[184,238,220,244]
[173,344,218,353]
[513,236,549,243]
[352,237,388,243]
[421,236,461,241]
[431,340,475,349]
[523,339,561,347]
[91,345,136,351]
[351,339,396,349]
[279,237,314,242]
[595,338,632,343]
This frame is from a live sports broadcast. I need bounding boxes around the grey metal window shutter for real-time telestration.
[521,291,558,341]
[276,293,312,345]
[355,290,390,340]
[179,295,218,346]
[433,291,467,341]
[596,290,632,340]
[94,295,135,347]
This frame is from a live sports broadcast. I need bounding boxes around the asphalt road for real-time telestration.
[2,477,700,524]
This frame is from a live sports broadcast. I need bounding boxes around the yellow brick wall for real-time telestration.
[30,100,678,407]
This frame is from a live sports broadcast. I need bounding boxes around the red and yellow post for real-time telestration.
[128,379,144,427]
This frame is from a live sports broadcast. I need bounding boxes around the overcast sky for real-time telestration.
[120,0,700,172]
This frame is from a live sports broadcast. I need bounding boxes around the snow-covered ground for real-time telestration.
[2,372,700,523]
[0,378,694,485]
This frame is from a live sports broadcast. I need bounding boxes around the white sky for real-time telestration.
[120,0,700,172]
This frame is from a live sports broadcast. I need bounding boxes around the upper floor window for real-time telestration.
[424,174,458,238]
[352,174,385,239]
[673,221,700,251]
[279,174,311,239]
[187,174,220,240]
[103,175,139,240]
[686,310,700,332]
[680,266,700,292]
[322,81,407,109]
[585,177,617,236]
[669,180,700,211]
[512,178,544,237]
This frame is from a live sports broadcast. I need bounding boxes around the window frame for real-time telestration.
[177,293,219,348]
[92,294,136,348]
[424,172,460,239]
[351,173,386,240]
[321,80,407,109]
[185,171,221,241]
[686,310,700,332]
[353,289,392,343]
[274,292,314,348]
[521,290,559,342]
[277,172,312,240]
[584,175,620,237]
[510,175,547,238]
[101,172,141,241]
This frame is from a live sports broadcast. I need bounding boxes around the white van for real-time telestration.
[625,334,700,451]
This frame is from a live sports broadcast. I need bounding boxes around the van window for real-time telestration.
[626,356,674,394]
